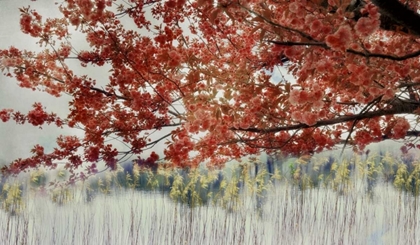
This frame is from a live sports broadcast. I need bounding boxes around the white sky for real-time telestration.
[0,0,77,166]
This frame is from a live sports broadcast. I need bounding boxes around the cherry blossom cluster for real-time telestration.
[1,0,420,178]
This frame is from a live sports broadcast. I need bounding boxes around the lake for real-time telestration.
[1,181,418,245]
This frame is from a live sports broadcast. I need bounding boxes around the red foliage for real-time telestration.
[1,0,420,180]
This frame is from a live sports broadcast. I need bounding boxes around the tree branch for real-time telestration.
[371,0,420,37]
[267,40,420,61]
[346,49,420,61]
[238,3,316,41]
[231,99,419,133]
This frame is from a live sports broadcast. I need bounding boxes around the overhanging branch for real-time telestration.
[267,40,420,61]
[371,0,420,37]
[231,100,419,133]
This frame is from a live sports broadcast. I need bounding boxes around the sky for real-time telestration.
[0,0,76,167]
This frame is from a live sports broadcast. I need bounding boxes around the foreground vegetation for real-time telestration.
[1,150,420,244]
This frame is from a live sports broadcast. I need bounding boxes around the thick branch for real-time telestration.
[231,100,419,133]
[346,49,420,61]
[221,129,420,149]
[267,40,420,61]
[371,0,420,37]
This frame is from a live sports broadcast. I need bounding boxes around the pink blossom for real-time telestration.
[328,0,339,7]
[188,122,200,133]
[291,111,302,122]
[302,112,317,126]
[289,89,311,105]
[325,25,353,51]
[368,87,382,97]
[0,109,12,122]
[305,15,316,25]
[393,118,410,139]
[316,59,333,73]
[168,50,182,67]
[187,103,197,111]
[354,130,373,147]
[310,20,322,32]
[383,88,395,100]
[284,46,304,59]
[289,89,300,105]
[312,100,324,110]
[1,58,17,67]
[355,17,379,37]
[298,90,310,103]
[362,3,380,20]
[193,109,206,120]
[239,115,254,129]
[289,2,299,13]
[311,88,323,101]
[201,118,211,131]
[27,103,48,126]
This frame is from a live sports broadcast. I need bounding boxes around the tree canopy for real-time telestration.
[1,0,420,180]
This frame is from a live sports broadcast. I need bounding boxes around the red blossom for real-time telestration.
[0,109,13,122]
[27,103,48,126]
[392,118,410,139]
[31,144,44,156]
[85,146,100,162]
[355,17,380,37]
[302,112,318,126]
[0,0,419,177]
[325,25,353,51]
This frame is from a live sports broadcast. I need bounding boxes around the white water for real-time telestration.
[1,182,419,245]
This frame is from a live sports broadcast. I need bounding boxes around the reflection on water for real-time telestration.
[0,183,419,245]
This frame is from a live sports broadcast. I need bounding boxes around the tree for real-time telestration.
[1,0,420,181]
